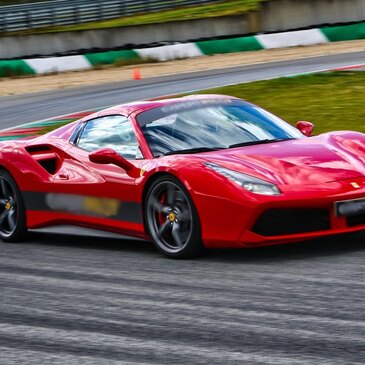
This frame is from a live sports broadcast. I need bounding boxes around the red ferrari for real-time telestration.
[1,94,365,258]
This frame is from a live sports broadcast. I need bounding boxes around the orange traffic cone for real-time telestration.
[133,68,141,80]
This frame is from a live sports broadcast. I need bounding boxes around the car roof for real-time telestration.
[98,94,240,117]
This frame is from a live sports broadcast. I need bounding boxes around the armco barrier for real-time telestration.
[84,50,140,66]
[321,23,365,42]
[0,59,35,77]
[196,36,263,55]
[2,21,365,77]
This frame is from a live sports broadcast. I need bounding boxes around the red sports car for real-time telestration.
[1,94,365,258]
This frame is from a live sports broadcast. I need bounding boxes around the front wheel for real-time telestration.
[145,176,204,259]
[0,170,28,242]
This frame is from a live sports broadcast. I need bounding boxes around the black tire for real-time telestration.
[0,170,28,242]
[145,175,204,259]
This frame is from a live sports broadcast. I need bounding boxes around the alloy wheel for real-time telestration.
[146,180,194,255]
[0,176,18,238]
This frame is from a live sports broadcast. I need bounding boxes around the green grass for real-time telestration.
[193,72,365,134]
[14,0,262,34]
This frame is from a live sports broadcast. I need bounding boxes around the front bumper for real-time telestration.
[239,176,365,247]
[197,176,365,248]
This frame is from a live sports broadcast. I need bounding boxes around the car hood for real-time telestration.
[198,132,365,185]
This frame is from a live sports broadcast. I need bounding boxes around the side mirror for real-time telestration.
[89,148,141,178]
[296,121,314,137]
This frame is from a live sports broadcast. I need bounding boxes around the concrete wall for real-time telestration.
[261,0,365,32]
[0,14,259,59]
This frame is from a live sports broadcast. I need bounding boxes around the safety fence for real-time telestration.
[0,0,220,32]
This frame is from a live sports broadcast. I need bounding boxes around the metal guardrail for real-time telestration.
[0,0,221,33]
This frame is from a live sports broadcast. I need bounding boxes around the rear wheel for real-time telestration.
[0,170,27,242]
[145,176,204,259]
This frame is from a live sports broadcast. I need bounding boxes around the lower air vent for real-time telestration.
[347,215,365,227]
[252,208,330,236]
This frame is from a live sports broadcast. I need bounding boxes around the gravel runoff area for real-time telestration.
[1,39,365,97]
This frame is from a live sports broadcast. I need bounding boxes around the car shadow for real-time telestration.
[29,229,157,255]
[204,232,365,263]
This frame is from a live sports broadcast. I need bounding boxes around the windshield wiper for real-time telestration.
[229,138,295,149]
[163,147,226,156]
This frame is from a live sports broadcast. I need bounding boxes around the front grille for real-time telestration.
[252,208,330,237]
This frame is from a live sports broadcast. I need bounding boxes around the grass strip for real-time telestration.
[192,71,365,134]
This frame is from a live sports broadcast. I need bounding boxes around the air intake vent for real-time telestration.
[26,145,52,153]
[252,208,330,236]
[26,145,60,174]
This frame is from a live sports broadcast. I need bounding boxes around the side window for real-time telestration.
[77,115,142,160]
[70,122,85,145]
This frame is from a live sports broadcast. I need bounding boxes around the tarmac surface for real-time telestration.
[1,233,365,364]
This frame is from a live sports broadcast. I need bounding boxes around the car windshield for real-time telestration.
[137,99,304,157]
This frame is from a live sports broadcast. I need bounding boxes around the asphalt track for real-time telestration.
[1,51,365,364]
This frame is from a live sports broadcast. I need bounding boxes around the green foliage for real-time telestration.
[194,72,365,134]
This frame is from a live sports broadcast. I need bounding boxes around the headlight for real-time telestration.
[204,162,281,196]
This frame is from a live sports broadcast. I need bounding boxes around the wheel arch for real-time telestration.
[0,168,28,242]
[0,162,24,189]
[0,164,16,178]
[141,172,177,219]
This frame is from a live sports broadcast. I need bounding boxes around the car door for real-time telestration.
[52,114,145,235]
